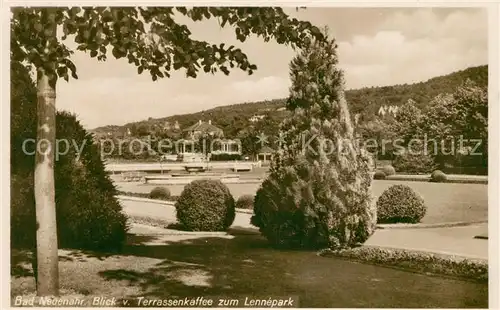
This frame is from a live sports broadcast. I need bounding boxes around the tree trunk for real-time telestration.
[34,66,59,296]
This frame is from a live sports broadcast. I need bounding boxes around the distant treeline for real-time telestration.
[92,65,487,142]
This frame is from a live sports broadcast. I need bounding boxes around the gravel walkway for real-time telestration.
[119,198,488,260]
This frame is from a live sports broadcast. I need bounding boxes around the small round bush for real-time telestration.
[381,165,396,176]
[236,194,254,210]
[149,187,171,200]
[430,170,447,183]
[377,184,427,224]
[373,170,386,180]
[175,179,235,231]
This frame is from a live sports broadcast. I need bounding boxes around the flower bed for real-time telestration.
[319,246,488,283]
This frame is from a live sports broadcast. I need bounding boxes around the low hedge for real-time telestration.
[210,154,242,161]
[393,152,437,174]
[319,246,488,283]
[442,166,488,176]
[373,171,386,180]
[235,194,254,210]
[430,170,447,183]
[149,187,171,199]
[381,165,396,176]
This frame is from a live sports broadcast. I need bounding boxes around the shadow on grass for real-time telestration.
[11,249,34,278]
[99,232,281,301]
[12,227,488,308]
[165,222,187,231]
[126,233,160,246]
[97,228,487,308]
[164,224,260,236]
[10,232,159,277]
[60,250,117,262]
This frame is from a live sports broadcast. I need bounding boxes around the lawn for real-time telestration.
[116,180,488,224]
[11,225,488,308]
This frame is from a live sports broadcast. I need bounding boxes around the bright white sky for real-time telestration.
[54,7,488,129]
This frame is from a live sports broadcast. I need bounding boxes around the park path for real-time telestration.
[119,199,488,260]
[120,198,254,229]
[387,174,487,181]
[116,180,488,224]
[366,224,488,259]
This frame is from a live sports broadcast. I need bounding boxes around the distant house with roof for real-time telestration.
[378,105,399,117]
[387,105,399,116]
[173,120,180,130]
[378,106,387,116]
[257,146,274,163]
[160,120,181,132]
[183,120,224,139]
[178,120,241,157]
[354,113,361,125]
[163,121,171,131]
[249,115,265,123]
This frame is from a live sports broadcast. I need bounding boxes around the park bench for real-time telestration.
[144,175,168,184]
[184,165,206,173]
[121,171,145,182]
[232,163,253,172]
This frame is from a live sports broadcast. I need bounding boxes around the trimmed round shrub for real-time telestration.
[175,179,235,231]
[236,194,254,210]
[149,187,171,200]
[381,165,396,176]
[377,184,427,224]
[11,62,128,251]
[373,170,386,180]
[430,170,447,183]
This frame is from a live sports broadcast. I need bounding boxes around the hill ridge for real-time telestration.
[92,64,487,138]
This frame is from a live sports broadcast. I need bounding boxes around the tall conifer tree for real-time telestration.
[252,29,377,249]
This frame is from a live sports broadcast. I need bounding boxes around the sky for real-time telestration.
[53,7,488,129]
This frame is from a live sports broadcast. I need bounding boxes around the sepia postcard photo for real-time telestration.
[4,2,498,308]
